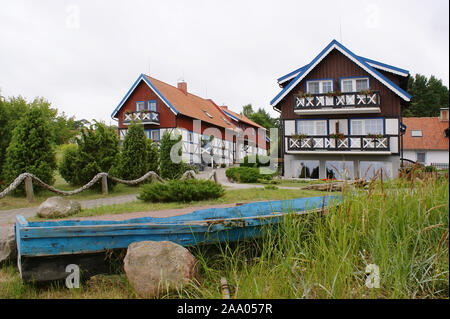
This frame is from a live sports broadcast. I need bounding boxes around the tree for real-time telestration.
[403,74,449,117]
[59,121,119,188]
[240,104,279,130]
[112,122,159,181]
[3,106,56,193]
[159,131,184,180]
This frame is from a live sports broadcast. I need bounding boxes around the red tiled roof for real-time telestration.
[403,117,449,150]
[218,106,266,130]
[144,75,237,130]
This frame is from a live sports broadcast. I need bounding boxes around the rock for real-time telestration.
[36,196,81,218]
[124,241,198,298]
[0,226,16,265]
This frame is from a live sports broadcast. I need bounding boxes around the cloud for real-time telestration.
[0,0,448,122]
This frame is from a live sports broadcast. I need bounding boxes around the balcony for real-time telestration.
[123,110,160,125]
[294,91,381,115]
[286,135,390,154]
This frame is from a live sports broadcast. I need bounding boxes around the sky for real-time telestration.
[0,0,448,124]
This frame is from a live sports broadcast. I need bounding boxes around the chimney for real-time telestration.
[177,81,187,95]
[440,108,449,121]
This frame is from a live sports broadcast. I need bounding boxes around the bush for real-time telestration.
[264,185,279,190]
[111,122,159,181]
[240,154,271,168]
[3,106,56,193]
[138,179,224,202]
[58,121,119,189]
[226,167,261,183]
[159,132,184,180]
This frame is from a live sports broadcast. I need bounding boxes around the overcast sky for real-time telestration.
[0,0,448,123]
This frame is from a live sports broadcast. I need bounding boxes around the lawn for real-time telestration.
[1,175,448,299]
[33,187,328,219]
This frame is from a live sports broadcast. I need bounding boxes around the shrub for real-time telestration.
[240,154,271,168]
[138,179,224,202]
[159,132,184,180]
[226,167,261,183]
[264,185,279,190]
[58,121,119,189]
[3,106,56,193]
[111,122,159,181]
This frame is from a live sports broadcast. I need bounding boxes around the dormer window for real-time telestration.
[306,79,333,94]
[341,77,369,93]
[411,130,423,137]
[222,117,231,125]
[203,110,213,118]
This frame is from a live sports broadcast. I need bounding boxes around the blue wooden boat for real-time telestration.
[15,196,338,282]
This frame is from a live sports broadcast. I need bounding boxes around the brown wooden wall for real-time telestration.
[117,81,176,130]
[278,49,404,120]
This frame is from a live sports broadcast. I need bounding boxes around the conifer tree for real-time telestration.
[159,131,184,180]
[3,106,56,193]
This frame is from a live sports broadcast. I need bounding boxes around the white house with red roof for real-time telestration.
[402,108,449,168]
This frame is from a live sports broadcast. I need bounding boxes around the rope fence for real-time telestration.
[0,169,217,202]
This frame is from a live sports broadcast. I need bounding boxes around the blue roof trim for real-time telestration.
[141,75,179,115]
[358,56,409,75]
[270,39,411,107]
[277,65,308,83]
[111,74,179,119]
[111,75,143,119]
[222,110,239,122]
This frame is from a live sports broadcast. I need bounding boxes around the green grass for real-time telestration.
[1,176,448,299]
[44,187,327,219]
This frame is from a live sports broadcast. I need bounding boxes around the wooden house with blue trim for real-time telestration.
[270,39,411,179]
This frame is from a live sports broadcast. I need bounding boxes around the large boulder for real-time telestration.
[124,241,198,298]
[36,196,81,219]
[0,226,16,266]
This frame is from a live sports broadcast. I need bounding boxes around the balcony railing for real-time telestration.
[123,110,160,125]
[286,135,390,152]
[294,91,380,110]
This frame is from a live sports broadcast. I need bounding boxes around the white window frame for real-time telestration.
[296,120,327,136]
[136,101,146,112]
[306,80,333,94]
[350,118,384,136]
[340,77,369,93]
[148,100,157,112]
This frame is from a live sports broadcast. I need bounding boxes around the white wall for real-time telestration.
[403,150,449,165]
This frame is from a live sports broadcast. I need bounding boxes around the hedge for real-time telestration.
[138,179,224,203]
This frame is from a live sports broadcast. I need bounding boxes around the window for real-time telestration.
[350,118,383,135]
[136,101,145,111]
[203,110,213,118]
[222,117,231,125]
[340,78,369,93]
[306,80,333,94]
[148,100,157,112]
[297,120,327,136]
[146,129,159,141]
[416,152,426,164]
[411,130,423,137]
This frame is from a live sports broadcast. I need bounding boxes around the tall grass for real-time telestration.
[1,175,448,299]
[182,176,449,299]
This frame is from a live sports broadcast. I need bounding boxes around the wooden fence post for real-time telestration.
[25,176,34,202]
[101,175,108,195]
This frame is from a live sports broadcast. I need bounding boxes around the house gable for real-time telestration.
[270,40,411,109]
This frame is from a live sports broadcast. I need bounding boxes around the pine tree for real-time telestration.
[113,122,159,180]
[159,131,184,180]
[59,121,119,188]
[3,106,56,193]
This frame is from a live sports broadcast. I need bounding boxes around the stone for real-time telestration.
[124,241,198,298]
[0,226,16,265]
[36,196,81,218]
